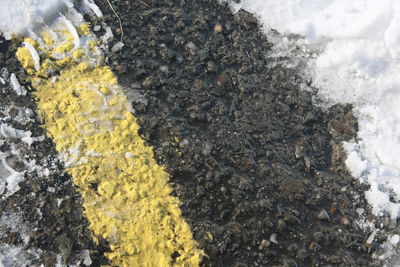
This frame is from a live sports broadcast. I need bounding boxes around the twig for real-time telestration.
[105,0,124,42]
[140,0,150,7]
[245,50,252,60]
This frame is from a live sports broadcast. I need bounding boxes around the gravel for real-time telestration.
[93,0,387,266]
[0,0,393,266]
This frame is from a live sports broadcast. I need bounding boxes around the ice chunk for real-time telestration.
[10,73,27,96]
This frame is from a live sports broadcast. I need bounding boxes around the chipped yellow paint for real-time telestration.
[16,47,35,69]
[207,232,213,241]
[17,22,202,267]
[79,23,91,35]
[42,32,55,46]
[24,37,37,47]
[54,41,74,53]
[89,39,99,52]
[72,48,84,60]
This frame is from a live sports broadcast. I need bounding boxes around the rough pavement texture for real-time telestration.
[94,0,385,266]
[0,0,391,266]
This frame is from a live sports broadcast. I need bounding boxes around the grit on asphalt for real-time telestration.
[0,0,395,266]
[93,0,389,266]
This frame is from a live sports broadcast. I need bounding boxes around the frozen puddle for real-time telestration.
[226,0,400,264]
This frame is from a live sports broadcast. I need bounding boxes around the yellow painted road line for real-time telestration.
[16,22,202,266]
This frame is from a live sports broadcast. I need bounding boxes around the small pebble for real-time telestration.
[269,233,278,244]
[317,209,330,221]
[356,208,364,215]
[214,24,223,33]
[340,216,350,226]
[258,239,270,250]
[179,139,189,148]
[308,241,321,252]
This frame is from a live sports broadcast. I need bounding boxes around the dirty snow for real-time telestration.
[0,244,41,267]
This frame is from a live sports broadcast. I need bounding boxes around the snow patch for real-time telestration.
[229,0,400,220]
[0,124,36,197]
[10,73,27,96]
[111,41,124,53]
[0,0,70,38]
[0,245,41,267]
[60,15,81,48]
[83,0,103,18]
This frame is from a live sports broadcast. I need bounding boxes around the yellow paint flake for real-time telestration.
[56,56,74,67]
[16,47,34,69]
[54,42,74,54]
[16,22,203,267]
[73,48,84,59]
[207,232,213,241]
[56,29,75,42]
[23,37,37,47]
[89,40,99,52]
[77,61,90,72]
[42,32,55,46]
[79,23,91,35]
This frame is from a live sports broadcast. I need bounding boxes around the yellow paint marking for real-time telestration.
[42,32,55,46]
[17,22,202,266]
[78,22,91,35]
[16,47,35,69]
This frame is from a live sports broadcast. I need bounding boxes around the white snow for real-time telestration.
[228,0,400,220]
[22,41,40,71]
[390,235,400,246]
[83,0,103,18]
[0,123,38,196]
[378,233,400,266]
[61,14,81,48]
[80,249,92,266]
[111,41,124,53]
[0,245,41,267]
[101,26,114,43]
[10,73,27,96]
[0,123,36,146]
[0,0,72,38]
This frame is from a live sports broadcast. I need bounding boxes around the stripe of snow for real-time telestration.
[60,15,80,48]
[23,41,40,71]
[83,0,103,18]
[10,73,27,96]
